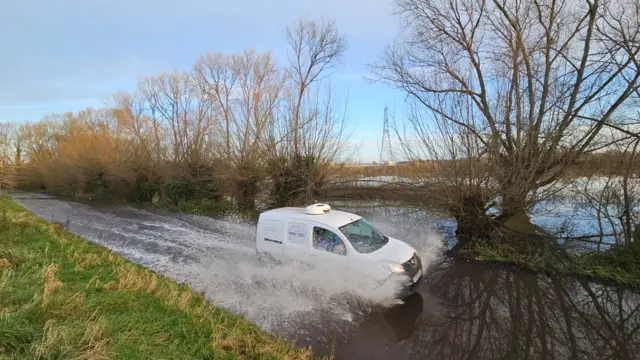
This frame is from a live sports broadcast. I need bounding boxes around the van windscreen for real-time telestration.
[338,218,388,253]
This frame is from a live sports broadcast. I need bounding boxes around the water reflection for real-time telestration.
[316,259,640,360]
[409,259,640,360]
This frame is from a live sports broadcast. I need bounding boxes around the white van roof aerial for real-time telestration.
[305,203,331,215]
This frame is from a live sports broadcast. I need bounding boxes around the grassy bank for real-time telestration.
[470,242,640,289]
[0,196,317,359]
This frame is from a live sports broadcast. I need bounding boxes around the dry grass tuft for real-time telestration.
[10,212,36,227]
[33,320,70,358]
[50,222,63,233]
[73,252,103,270]
[42,263,63,306]
[211,319,316,360]
[63,291,86,312]
[0,249,25,268]
[166,290,179,303]
[103,281,117,291]
[73,318,111,360]
[0,258,11,270]
[107,253,123,265]
[155,287,179,304]
[0,268,12,291]
[211,322,244,356]
[178,291,194,311]
[146,274,158,293]
[157,334,169,343]
[116,265,159,294]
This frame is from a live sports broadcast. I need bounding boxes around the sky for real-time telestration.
[0,0,410,163]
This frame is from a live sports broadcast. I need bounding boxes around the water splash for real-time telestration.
[13,193,445,343]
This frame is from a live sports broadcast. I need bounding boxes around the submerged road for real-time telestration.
[12,192,640,360]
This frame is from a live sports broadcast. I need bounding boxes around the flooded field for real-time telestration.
[11,192,640,360]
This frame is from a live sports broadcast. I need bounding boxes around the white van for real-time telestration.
[255,203,424,298]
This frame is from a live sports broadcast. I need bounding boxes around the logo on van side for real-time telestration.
[287,223,307,244]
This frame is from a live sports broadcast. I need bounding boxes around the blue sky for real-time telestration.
[0,0,409,162]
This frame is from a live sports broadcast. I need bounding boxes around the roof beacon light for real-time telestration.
[305,203,331,215]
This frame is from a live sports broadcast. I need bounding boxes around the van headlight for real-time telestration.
[382,262,405,274]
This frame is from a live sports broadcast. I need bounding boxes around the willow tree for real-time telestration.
[266,18,352,207]
[375,0,640,244]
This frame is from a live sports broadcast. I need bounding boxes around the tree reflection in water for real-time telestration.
[314,258,639,360]
[404,259,640,360]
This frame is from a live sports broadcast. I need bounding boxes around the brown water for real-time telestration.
[11,192,640,360]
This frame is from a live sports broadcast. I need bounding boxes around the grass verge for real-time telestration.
[471,241,640,288]
[0,196,318,360]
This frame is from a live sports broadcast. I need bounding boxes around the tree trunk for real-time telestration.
[499,184,529,222]
[452,194,494,251]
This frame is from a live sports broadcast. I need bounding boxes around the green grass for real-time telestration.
[569,245,640,286]
[473,241,640,287]
[0,196,319,360]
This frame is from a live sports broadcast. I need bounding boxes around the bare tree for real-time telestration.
[138,70,214,166]
[193,52,238,161]
[229,50,288,210]
[286,17,347,156]
[195,49,288,210]
[112,90,164,165]
[230,50,286,163]
[374,0,640,242]
[266,18,353,206]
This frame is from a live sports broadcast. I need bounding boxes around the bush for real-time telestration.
[267,155,327,208]
[581,243,640,276]
[185,162,222,201]
[163,180,196,206]
[173,198,233,217]
[231,161,263,212]
[130,181,156,203]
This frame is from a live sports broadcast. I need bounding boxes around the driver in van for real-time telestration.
[315,228,346,255]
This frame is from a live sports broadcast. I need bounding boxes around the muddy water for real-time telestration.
[11,193,640,360]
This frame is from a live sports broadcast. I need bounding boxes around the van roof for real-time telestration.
[260,206,362,228]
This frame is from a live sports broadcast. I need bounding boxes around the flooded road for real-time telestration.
[11,192,640,360]
[310,258,640,359]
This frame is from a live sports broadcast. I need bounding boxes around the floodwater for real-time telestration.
[11,192,640,360]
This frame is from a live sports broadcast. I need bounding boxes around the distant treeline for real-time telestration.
[331,152,640,181]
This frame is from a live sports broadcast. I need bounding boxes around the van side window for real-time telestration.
[312,227,347,255]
